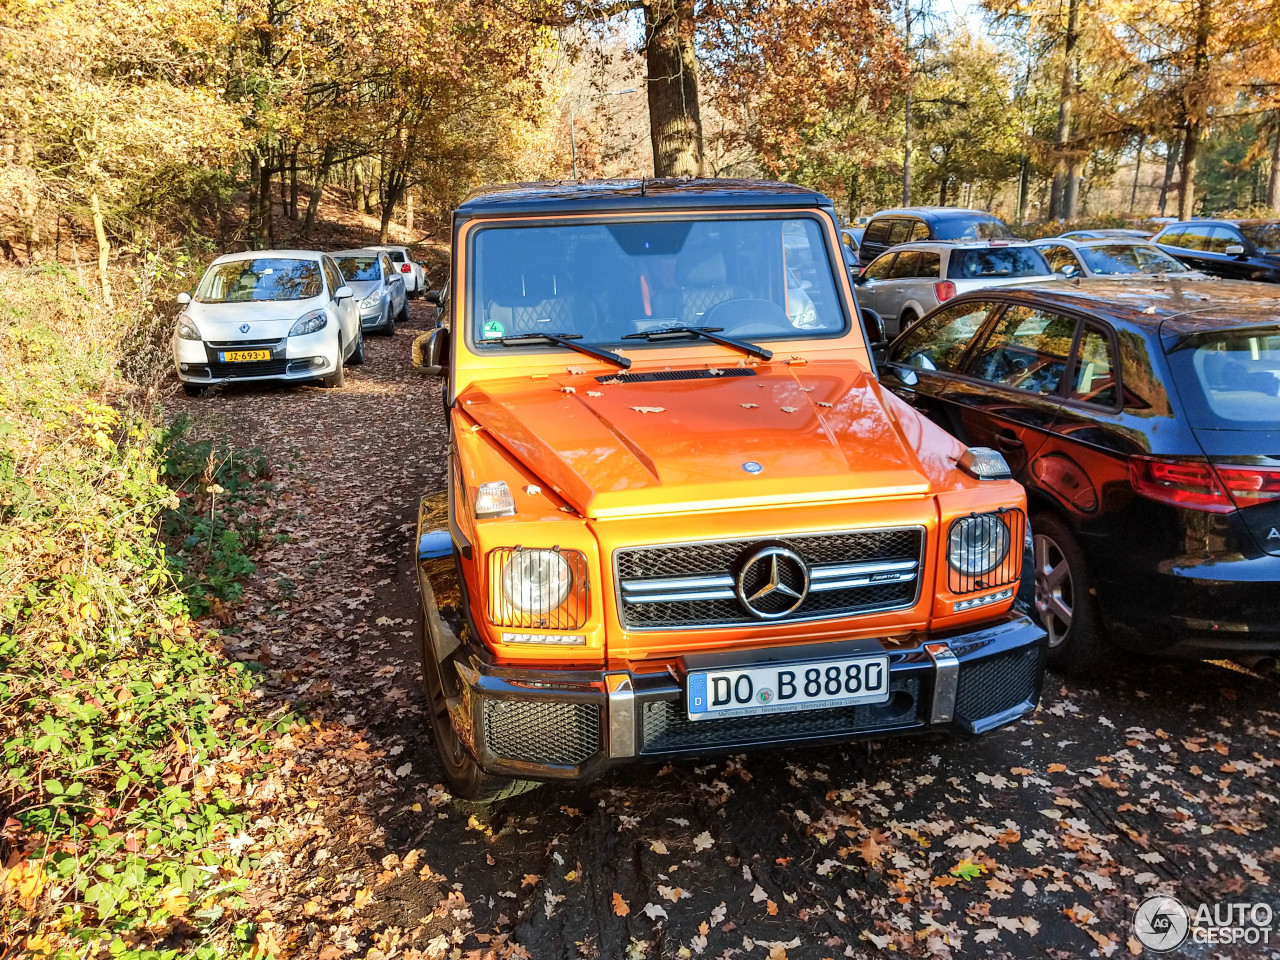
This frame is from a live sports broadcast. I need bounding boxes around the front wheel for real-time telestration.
[418,604,540,805]
[322,340,346,387]
[1031,512,1105,676]
[397,297,410,324]
[350,326,366,365]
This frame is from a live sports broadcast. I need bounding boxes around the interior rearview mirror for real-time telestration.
[334,285,353,300]
[1057,263,1078,277]
[412,327,450,376]
[176,292,191,306]
[1225,244,1246,258]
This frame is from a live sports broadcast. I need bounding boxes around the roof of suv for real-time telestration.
[876,239,1039,254]
[1157,218,1280,229]
[869,207,1004,222]
[948,277,1280,333]
[457,178,829,218]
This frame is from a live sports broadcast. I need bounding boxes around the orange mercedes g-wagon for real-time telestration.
[413,179,1047,801]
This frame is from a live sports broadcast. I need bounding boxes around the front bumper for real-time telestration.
[173,332,336,384]
[419,547,1047,782]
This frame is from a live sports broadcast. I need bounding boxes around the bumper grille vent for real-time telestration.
[954,645,1042,725]
[481,699,601,766]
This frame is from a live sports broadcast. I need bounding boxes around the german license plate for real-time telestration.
[219,349,271,362]
[686,655,890,721]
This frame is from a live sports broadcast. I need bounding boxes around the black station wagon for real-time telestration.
[877,278,1280,674]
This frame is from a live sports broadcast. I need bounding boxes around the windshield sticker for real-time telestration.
[482,320,505,339]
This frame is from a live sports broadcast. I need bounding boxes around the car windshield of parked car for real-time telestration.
[468,217,846,346]
[1239,223,1280,254]
[195,258,322,303]
[1078,244,1191,275]
[335,256,381,282]
[947,247,1050,280]
[1169,327,1280,426]
[933,219,1014,241]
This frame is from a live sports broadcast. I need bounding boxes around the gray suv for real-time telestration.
[855,241,1054,337]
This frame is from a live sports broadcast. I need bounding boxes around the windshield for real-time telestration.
[195,258,322,303]
[933,218,1014,241]
[947,247,1049,280]
[1168,328,1280,426]
[336,256,381,282]
[468,217,846,347]
[1240,223,1280,254]
[1078,244,1190,275]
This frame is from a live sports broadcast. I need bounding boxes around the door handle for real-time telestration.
[995,430,1024,450]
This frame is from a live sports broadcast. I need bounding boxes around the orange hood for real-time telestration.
[458,362,939,519]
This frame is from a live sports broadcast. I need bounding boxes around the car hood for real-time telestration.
[184,297,327,339]
[346,280,381,300]
[459,362,941,519]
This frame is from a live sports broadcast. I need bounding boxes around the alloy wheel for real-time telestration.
[1033,533,1073,648]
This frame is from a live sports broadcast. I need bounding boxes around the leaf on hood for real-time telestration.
[559,386,576,394]
[587,391,603,397]
[780,406,798,413]
[816,401,833,407]
[630,406,665,414]
[739,403,759,409]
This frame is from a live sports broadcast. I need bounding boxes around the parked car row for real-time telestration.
[172,244,429,394]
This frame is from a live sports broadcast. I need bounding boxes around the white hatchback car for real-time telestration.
[367,244,426,297]
[173,250,362,395]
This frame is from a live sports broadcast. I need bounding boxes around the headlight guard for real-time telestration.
[487,547,588,630]
[946,508,1024,595]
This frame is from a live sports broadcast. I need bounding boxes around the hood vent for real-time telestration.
[596,368,756,384]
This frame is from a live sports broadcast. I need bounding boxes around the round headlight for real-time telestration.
[948,514,1011,576]
[500,549,572,614]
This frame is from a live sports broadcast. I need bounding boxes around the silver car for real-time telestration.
[1031,237,1207,280]
[333,248,409,335]
[367,244,426,297]
[855,241,1055,337]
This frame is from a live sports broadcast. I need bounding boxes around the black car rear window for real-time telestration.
[863,220,891,245]
[947,247,1050,280]
[1167,327,1280,426]
[933,218,1014,241]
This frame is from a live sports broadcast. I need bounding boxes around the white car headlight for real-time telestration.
[499,549,572,614]
[289,310,327,337]
[948,513,1011,576]
[359,292,381,309]
[177,315,201,341]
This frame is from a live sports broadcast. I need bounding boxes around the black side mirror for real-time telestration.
[412,326,450,376]
[861,307,887,345]
[425,289,444,306]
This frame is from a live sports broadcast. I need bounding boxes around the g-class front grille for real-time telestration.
[615,528,924,629]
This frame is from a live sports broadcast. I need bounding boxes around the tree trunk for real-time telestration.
[258,158,274,248]
[90,190,113,309]
[379,172,404,243]
[1158,135,1181,216]
[903,88,913,205]
[1049,0,1080,220]
[1064,162,1082,219]
[304,145,335,236]
[405,191,414,233]
[1178,122,1201,220]
[289,149,299,220]
[644,0,704,177]
[249,153,261,241]
[1129,135,1145,215]
[938,177,948,206]
[353,161,368,214]
[1269,123,1280,213]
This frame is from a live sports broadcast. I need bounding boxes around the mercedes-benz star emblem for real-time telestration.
[735,546,809,619]
[742,461,763,474]
[1132,895,1190,952]
[239,323,250,334]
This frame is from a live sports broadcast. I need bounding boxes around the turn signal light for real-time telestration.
[1128,456,1280,513]
[935,281,956,302]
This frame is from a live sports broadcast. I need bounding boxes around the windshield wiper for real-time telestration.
[621,326,773,360]
[487,333,631,369]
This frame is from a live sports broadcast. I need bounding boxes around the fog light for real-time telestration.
[311,357,326,368]
[952,587,1014,613]
[180,363,189,372]
[500,632,586,645]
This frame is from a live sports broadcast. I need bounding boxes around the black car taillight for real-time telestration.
[1128,456,1280,513]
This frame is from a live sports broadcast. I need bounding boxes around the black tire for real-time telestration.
[182,383,208,397]
[417,602,540,805]
[382,301,396,335]
[322,340,346,387]
[898,309,918,336]
[397,297,410,324]
[1031,512,1106,676]
[350,326,366,365]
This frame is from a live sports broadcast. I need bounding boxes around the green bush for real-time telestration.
[0,267,275,958]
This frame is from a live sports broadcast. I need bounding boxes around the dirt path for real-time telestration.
[176,303,1280,960]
